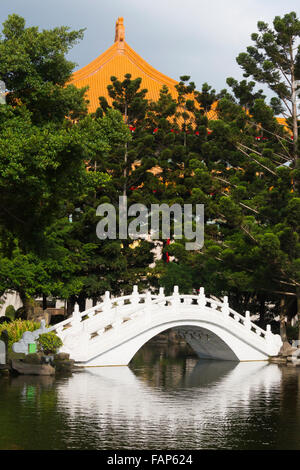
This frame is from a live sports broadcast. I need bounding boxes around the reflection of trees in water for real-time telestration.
[1,349,300,450]
[130,329,197,387]
[57,359,285,450]
[198,365,300,450]
[0,375,75,450]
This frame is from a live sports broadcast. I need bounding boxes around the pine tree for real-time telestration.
[236,11,300,164]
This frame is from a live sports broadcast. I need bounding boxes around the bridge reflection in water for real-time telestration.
[2,352,300,450]
[56,359,283,449]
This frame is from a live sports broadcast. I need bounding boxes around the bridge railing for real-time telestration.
[47,287,165,337]
[47,285,278,348]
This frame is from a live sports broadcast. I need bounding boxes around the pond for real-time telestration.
[0,341,300,450]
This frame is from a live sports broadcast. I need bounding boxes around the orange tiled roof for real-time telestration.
[70,17,218,119]
[70,18,287,130]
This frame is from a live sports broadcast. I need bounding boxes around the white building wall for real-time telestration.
[0,291,23,317]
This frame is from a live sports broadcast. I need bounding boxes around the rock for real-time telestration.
[11,359,55,376]
[7,352,25,361]
[289,358,300,366]
[54,359,75,374]
[23,353,44,364]
[279,341,297,357]
[0,367,9,377]
[54,352,70,361]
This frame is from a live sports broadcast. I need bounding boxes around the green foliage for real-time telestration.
[236,11,300,162]
[4,305,15,320]
[0,11,299,339]
[286,323,299,341]
[37,332,63,355]
[0,320,39,351]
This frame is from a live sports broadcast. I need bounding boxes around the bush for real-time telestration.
[0,316,12,324]
[5,305,16,321]
[15,306,26,320]
[23,353,43,364]
[286,323,299,342]
[37,332,63,355]
[0,320,40,351]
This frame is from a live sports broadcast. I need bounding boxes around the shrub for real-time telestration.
[5,305,16,321]
[37,332,63,355]
[286,323,299,342]
[0,316,12,324]
[0,320,40,351]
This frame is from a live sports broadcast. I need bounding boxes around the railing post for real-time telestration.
[171,286,180,312]
[103,291,112,311]
[266,324,272,342]
[131,285,140,305]
[72,303,81,322]
[158,287,165,300]
[222,296,230,316]
[70,303,82,333]
[198,287,206,309]
[244,310,251,329]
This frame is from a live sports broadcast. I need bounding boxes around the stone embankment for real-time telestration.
[269,341,300,366]
[0,352,83,376]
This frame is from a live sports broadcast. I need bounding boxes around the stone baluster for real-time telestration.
[158,287,165,301]
[198,287,206,309]
[103,291,112,310]
[102,291,113,324]
[221,296,230,315]
[72,303,81,323]
[70,303,82,333]
[131,285,140,305]
[266,324,272,342]
[244,311,251,329]
[171,286,180,311]
[40,319,47,333]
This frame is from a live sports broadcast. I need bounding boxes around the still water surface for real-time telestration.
[1,343,300,450]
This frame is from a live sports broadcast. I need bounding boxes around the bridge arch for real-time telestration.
[93,322,240,367]
[129,324,240,364]
[14,286,282,365]
[78,311,275,367]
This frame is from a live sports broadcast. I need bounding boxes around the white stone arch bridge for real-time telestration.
[41,286,282,366]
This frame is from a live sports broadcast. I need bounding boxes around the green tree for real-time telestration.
[236,11,300,163]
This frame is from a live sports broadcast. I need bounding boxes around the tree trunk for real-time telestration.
[258,294,266,327]
[280,297,287,342]
[19,291,34,320]
[77,293,86,313]
[123,102,128,197]
[290,50,298,164]
[297,288,300,346]
[66,295,76,317]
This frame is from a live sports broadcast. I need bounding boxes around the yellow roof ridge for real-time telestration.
[69,17,217,116]
[70,42,119,83]
[122,42,178,90]
[70,41,178,93]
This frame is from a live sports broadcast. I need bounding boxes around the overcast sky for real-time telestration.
[1,0,299,94]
